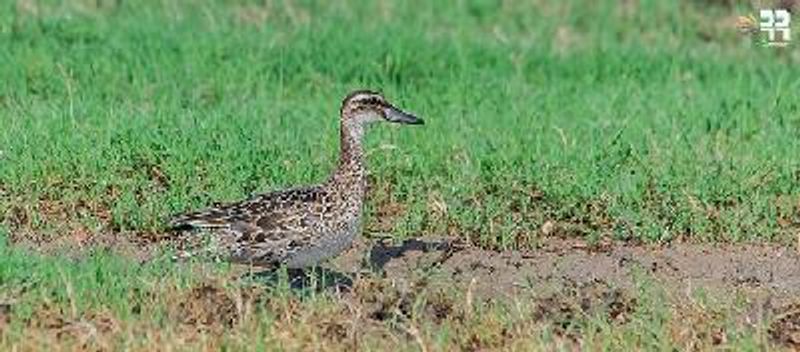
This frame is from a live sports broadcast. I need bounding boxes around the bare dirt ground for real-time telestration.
[331,237,800,302]
[17,232,800,303]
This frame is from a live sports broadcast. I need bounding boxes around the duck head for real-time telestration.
[340,90,424,126]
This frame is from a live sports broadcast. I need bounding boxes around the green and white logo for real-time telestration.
[759,9,791,46]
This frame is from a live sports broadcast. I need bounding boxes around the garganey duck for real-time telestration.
[169,90,423,268]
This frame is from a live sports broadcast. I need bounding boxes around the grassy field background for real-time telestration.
[1,0,798,248]
[1,0,800,350]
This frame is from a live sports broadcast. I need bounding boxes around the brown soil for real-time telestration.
[0,303,9,334]
[25,304,120,349]
[175,284,240,330]
[771,303,800,348]
[332,237,800,302]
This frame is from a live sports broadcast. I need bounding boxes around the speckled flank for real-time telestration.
[168,91,422,268]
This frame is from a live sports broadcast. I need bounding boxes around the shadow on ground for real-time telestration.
[367,238,456,271]
[234,238,458,293]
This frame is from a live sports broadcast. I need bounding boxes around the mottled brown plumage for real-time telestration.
[169,90,423,268]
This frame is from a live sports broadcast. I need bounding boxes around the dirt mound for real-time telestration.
[174,284,252,331]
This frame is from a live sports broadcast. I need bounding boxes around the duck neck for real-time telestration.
[328,120,367,195]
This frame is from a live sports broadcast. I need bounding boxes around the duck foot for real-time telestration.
[244,266,354,292]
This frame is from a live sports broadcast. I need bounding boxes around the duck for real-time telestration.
[168,90,424,268]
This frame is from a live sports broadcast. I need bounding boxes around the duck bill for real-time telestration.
[384,106,424,125]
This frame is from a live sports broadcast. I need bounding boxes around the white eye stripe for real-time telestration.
[341,90,387,114]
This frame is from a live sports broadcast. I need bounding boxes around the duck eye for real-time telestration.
[359,97,382,106]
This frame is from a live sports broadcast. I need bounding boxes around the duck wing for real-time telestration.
[168,186,327,243]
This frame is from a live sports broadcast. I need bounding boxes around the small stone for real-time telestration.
[540,221,556,236]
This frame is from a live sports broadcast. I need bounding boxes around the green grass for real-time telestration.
[1,0,799,247]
